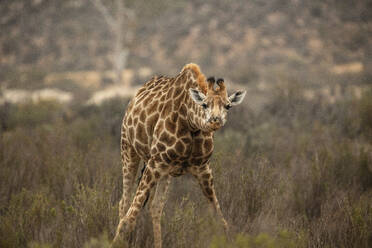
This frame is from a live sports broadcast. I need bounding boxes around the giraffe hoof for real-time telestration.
[222,220,232,240]
[113,229,133,248]
[113,219,135,246]
[111,236,129,248]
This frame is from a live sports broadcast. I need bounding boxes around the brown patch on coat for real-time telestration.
[161,153,171,163]
[132,106,141,116]
[166,87,174,99]
[157,102,164,112]
[136,123,147,144]
[192,138,204,157]
[204,139,213,153]
[179,104,187,117]
[145,173,152,183]
[177,118,189,137]
[157,143,166,152]
[165,117,176,133]
[191,157,203,166]
[127,115,133,126]
[154,120,164,137]
[171,112,178,123]
[143,94,153,106]
[173,87,182,98]
[140,110,146,123]
[175,141,185,154]
[160,132,176,146]
[151,147,157,154]
[174,72,186,86]
[129,127,135,140]
[147,100,158,115]
[161,102,172,118]
[135,141,145,153]
[181,137,191,145]
[167,149,178,160]
[146,113,159,136]
[133,117,138,126]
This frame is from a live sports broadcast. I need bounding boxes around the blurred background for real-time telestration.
[1,0,372,247]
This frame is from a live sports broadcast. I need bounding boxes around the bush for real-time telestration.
[0,100,66,131]
[359,88,372,136]
[209,230,304,248]
[1,84,372,247]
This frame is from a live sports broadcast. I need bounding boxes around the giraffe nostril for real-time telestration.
[209,117,221,124]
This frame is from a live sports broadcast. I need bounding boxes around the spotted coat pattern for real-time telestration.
[113,64,229,248]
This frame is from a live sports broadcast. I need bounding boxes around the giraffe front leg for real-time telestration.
[190,163,229,233]
[150,175,170,248]
[113,161,161,245]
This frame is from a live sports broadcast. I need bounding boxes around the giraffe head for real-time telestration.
[189,77,246,131]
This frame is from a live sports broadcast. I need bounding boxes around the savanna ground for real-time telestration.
[1,79,372,248]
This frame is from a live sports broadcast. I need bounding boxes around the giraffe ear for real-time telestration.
[189,88,206,105]
[229,90,246,106]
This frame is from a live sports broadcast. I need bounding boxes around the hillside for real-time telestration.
[1,0,371,87]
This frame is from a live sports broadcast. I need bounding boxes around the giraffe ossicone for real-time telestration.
[113,63,246,248]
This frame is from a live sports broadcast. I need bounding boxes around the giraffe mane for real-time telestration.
[181,63,208,94]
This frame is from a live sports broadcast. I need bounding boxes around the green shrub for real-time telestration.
[209,230,304,248]
[359,88,372,136]
[0,189,56,248]
[1,83,372,247]
[83,233,111,248]
[1,100,65,130]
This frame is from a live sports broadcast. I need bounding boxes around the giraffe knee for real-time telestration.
[150,206,162,218]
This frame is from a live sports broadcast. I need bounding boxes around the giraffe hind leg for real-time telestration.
[136,162,153,208]
[150,175,170,248]
[118,141,141,221]
[114,161,162,244]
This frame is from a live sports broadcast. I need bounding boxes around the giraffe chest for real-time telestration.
[162,133,214,177]
[153,129,214,168]
[186,131,214,166]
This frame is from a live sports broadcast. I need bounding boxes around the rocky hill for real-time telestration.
[0,0,371,105]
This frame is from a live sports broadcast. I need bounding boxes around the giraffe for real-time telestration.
[113,63,246,247]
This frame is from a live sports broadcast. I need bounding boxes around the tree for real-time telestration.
[90,0,136,87]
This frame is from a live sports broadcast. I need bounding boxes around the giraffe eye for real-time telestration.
[202,103,208,109]
[225,104,232,110]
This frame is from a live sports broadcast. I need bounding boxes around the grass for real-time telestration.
[0,84,372,247]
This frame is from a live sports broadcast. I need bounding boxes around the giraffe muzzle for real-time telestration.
[209,116,222,123]
[208,117,223,130]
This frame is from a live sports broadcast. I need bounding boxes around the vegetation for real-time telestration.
[1,81,372,247]
[1,1,371,247]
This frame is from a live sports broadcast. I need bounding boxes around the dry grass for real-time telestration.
[0,84,372,248]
